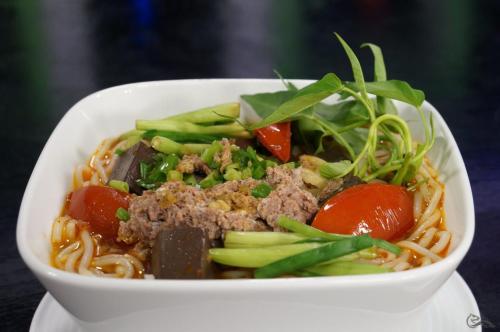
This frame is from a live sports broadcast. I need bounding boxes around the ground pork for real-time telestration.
[118,181,267,248]
[176,154,211,175]
[265,165,304,188]
[213,138,233,172]
[257,166,319,230]
[117,165,320,249]
[205,178,261,216]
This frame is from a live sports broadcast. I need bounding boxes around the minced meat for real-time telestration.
[118,166,319,249]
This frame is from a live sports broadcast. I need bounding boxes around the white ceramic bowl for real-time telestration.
[17,80,474,332]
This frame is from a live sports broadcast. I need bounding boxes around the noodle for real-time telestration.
[93,255,135,279]
[430,231,451,254]
[51,216,144,279]
[65,247,84,272]
[413,190,423,220]
[55,241,80,268]
[418,184,442,225]
[51,218,63,244]
[397,241,442,262]
[408,209,441,241]
[78,230,94,275]
[51,133,449,278]
[417,227,438,248]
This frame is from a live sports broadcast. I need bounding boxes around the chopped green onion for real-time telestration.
[265,160,278,168]
[115,207,130,221]
[319,160,352,179]
[142,130,222,143]
[277,216,352,241]
[241,167,252,179]
[201,141,223,165]
[200,171,222,189]
[115,148,125,156]
[167,170,183,181]
[224,231,308,248]
[136,119,251,138]
[283,162,297,169]
[151,136,210,155]
[373,239,401,255]
[109,180,129,193]
[223,168,242,181]
[123,135,142,150]
[160,154,180,173]
[209,243,323,268]
[163,102,240,124]
[184,174,197,186]
[139,161,150,179]
[304,261,391,276]
[251,183,272,198]
[254,235,374,278]
[252,163,266,179]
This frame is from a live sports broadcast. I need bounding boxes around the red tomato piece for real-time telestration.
[67,185,130,239]
[254,122,291,162]
[312,183,414,241]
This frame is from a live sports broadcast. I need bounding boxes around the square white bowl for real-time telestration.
[17,79,474,332]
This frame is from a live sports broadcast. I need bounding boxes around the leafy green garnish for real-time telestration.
[115,207,130,221]
[335,33,370,107]
[361,42,387,82]
[200,171,223,189]
[241,90,296,120]
[251,183,272,198]
[137,153,180,189]
[346,80,425,108]
[249,73,343,130]
[239,34,433,184]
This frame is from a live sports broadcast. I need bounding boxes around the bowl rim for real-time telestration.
[16,78,475,291]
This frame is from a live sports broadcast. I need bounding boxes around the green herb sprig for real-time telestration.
[242,33,434,184]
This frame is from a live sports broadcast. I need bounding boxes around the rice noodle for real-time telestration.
[74,165,85,189]
[419,256,432,267]
[382,250,410,269]
[408,209,441,241]
[430,231,451,254]
[65,247,84,272]
[95,138,113,160]
[93,159,108,184]
[93,254,135,278]
[90,172,99,185]
[78,230,94,275]
[52,215,142,279]
[418,183,442,224]
[55,241,80,267]
[51,218,64,244]
[65,220,76,242]
[397,241,442,262]
[417,227,438,248]
[393,261,411,272]
[413,190,423,220]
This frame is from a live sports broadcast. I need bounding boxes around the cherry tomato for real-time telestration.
[312,183,414,241]
[67,185,130,239]
[254,122,291,162]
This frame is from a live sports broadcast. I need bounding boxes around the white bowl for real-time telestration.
[17,79,474,332]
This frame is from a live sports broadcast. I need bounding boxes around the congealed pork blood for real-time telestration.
[316,174,364,206]
[151,227,214,279]
[109,142,155,194]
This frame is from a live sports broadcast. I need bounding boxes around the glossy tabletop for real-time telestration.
[1,1,499,330]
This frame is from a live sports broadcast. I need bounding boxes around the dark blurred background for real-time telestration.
[1,0,499,330]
